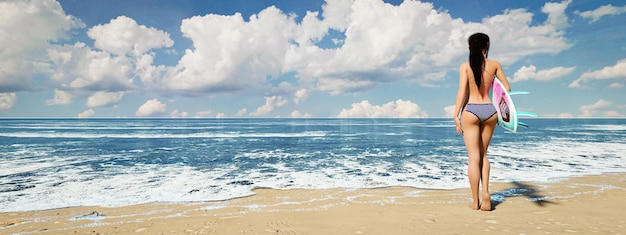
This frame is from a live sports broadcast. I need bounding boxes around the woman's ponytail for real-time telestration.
[467,33,490,87]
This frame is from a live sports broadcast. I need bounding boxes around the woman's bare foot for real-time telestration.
[469,202,480,210]
[480,192,492,211]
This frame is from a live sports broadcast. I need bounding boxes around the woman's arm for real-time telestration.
[494,61,511,92]
[454,63,469,133]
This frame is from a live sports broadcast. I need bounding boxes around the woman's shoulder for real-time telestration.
[459,62,470,69]
[486,59,502,67]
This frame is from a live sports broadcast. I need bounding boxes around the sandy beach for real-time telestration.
[2,173,625,235]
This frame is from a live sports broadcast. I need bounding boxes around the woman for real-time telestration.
[454,33,511,211]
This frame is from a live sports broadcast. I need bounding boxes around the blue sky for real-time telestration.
[1,0,625,118]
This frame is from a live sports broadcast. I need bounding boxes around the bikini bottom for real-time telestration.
[465,104,497,122]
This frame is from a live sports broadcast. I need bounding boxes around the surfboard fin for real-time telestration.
[518,111,538,117]
[519,122,529,128]
[508,91,530,95]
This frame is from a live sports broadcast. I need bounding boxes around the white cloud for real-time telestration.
[86,91,124,108]
[482,1,572,65]
[194,110,213,118]
[0,0,583,117]
[236,108,248,117]
[47,42,136,92]
[139,0,574,97]
[558,113,574,118]
[0,93,17,110]
[297,0,468,94]
[293,89,308,104]
[78,109,95,118]
[169,110,188,118]
[570,59,626,88]
[46,89,72,105]
[337,99,428,118]
[604,110,621,117]
[512,65,575,82]
[40,14,173,111]
[155,6,295,95]
[87,16,174,56]
[579,99,611,117]
[251,96,288,116]
[0,0,83,92]
[136,99,167,117]
[42,14,175,110]
[542,0,571,29]
[443,105,456,118]
[290,110,313,118]
[296,0,572,94]
[576,4,626,23]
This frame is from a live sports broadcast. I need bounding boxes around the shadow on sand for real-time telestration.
[490,181,558,210]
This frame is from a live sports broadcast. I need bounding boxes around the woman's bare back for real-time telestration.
[461,59,509,104]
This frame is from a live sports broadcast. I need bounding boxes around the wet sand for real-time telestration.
[2,173,625,234]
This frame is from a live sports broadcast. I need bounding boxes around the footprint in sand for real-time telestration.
[202,219,223,234]
[268,219,298,235]
[534,211,551,214]
[485,220,498,224]
[423,219,436,223]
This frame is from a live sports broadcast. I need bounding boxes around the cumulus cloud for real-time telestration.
[86,91,124,108]
[152,6,295,95]
[307,0,572,93]
[290,110,313,118]
[46,13,174,94]
[169,110,189,118]
[298,0,469,93]
[542,0,571,29]
[1,0,582,117]
[569,58,626,88]
[576,4,626,23]
[47,43,136,92]
[337,99,428,118]
[443,105,456,118]
[42,15,174,110]
[251,96,288,116]
[293,89,308,104]
[78,109,95,118]
[236,108,248,117]
[136,99,167,117]
[512,65,575,82]
[482,0,572,65]
[557,112,574,118]
[46,89,72,105]
[193,110,212,118]
[140,0,574,96]
[88,16,174,56]
[579,99,611,117]
[0,93,17,110]
[0,0,83,92]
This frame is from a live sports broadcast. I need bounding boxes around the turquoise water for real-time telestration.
[1,118,624,212]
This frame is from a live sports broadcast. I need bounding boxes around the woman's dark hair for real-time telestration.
[468,33,490,86]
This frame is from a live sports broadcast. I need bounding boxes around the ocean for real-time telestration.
[1,118,625,212]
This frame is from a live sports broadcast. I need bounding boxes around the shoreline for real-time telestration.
[2,173,625,234]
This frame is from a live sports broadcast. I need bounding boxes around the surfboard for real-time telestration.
[491,78,536,132]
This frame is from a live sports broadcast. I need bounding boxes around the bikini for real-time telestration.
[464,69,497,122]
[465,104,497,122]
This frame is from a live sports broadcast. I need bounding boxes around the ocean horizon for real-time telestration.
[1,118,625,212]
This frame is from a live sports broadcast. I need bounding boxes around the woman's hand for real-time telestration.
[455,119,463,134]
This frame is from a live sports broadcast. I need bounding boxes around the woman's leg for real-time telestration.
[461,112,482,210]
[479,115,498,211]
